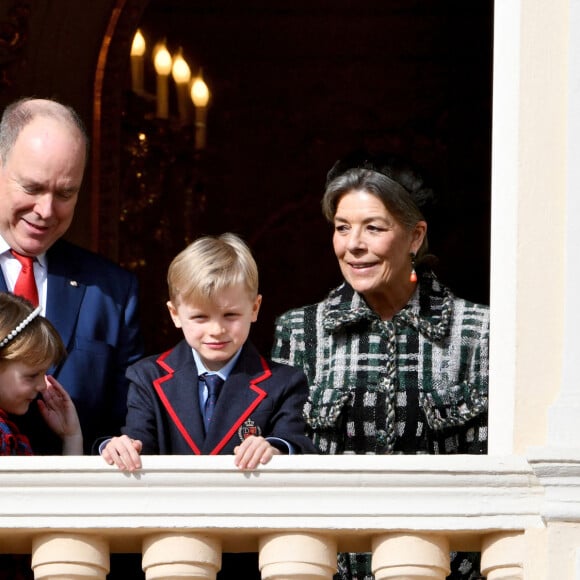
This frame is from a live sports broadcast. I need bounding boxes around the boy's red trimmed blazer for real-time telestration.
[121,339,317,455]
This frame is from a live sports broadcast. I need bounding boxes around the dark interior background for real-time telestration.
[0,0,493,356]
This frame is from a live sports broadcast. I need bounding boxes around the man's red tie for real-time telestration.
[10,250,39,307]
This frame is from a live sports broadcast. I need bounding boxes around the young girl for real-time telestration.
[0,292,84,578]
[0,292,82,456]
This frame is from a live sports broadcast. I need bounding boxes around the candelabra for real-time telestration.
[120,29,212,352]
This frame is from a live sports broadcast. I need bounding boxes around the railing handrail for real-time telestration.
[0,454,550,554]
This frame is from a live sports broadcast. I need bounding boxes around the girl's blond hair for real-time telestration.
[0,293,66,369]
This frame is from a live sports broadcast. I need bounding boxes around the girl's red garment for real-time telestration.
[0,408,34,579]
[0,409,33,456]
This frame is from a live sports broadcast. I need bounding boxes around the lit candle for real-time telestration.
[154,43,172,119]
[130,30,146,93]
[171,49,192,124]
[191,74,210,150]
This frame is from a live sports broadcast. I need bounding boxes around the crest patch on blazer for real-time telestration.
[238,419,262,441]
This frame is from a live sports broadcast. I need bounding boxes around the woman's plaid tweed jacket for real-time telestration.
[272,271,489,456]
[271,272,489,579]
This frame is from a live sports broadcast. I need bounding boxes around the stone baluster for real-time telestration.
[259,532,337,579]
[142,533,221,580]
[372,532,450,579]
[480,532,524,580]
[31,532,109,579]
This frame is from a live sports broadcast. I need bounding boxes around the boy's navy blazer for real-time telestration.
[0,239,144,454]
[122,339,317,455]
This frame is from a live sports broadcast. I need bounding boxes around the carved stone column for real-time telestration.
[31,532,109,579]
[480,532,524,580]
[259,532,337,580]
[142,533,221,580]
[372,533,450,580]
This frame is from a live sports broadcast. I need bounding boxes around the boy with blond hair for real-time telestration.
[102,232,315,471]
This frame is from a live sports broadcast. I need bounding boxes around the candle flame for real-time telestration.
[172,52,191,85]
[154,45,172,76]
[191,76,210,107]
[131,30,146,57]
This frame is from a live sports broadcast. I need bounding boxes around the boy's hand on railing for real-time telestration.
[102,434,143,472]
[233,436,281,471]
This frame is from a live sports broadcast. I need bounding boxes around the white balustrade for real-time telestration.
[0,453,577,578]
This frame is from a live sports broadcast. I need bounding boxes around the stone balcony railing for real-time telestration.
[0,452,579,579]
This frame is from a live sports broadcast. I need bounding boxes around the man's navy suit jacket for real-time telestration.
[121,339,317,455]
[0,239,144,454]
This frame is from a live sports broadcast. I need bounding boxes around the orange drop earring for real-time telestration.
[409,252,417,283]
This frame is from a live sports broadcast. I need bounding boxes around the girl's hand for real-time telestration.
[37,375,83,455]
[233,435,281,470]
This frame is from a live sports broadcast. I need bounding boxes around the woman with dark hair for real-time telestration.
[271,151,489,579]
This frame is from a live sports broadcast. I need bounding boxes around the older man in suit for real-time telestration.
[0,97,144,455]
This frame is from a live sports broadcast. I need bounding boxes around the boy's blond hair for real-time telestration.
[168,233,259,305]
